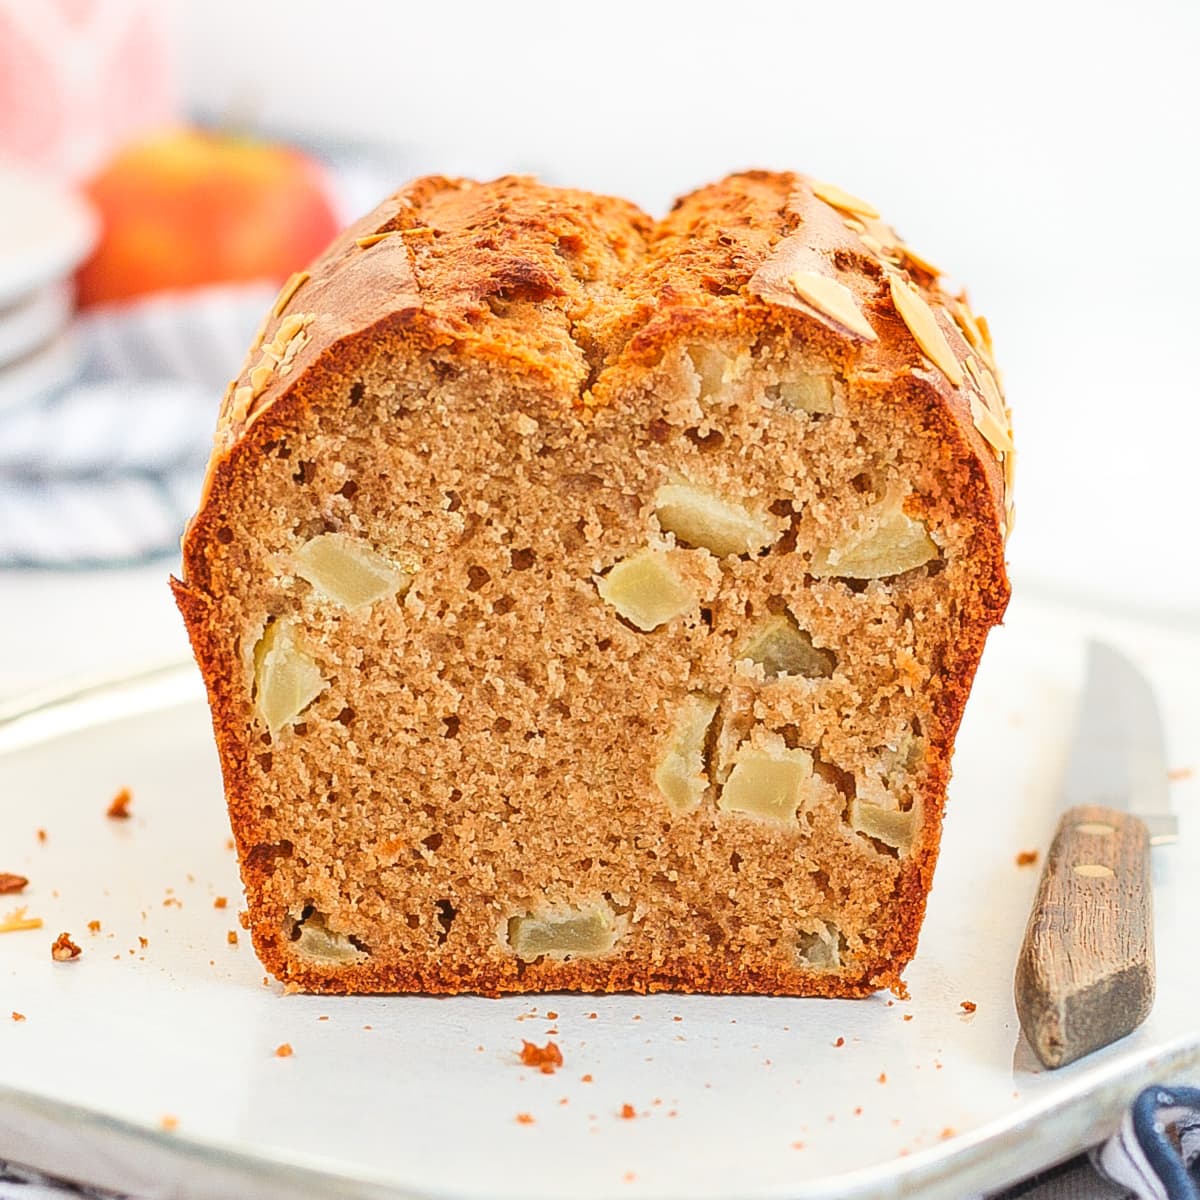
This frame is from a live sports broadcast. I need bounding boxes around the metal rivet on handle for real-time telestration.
[1073,863,1115,879]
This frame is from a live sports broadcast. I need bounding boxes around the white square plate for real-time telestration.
[0,594,1197,1199]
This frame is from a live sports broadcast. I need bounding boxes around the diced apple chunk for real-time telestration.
[719,743,814,824]
[292,911,368,964]
[655,694,719,814]
[850,800,917,854]
[687,345,732,400]
[596,549,695,631]
[654,481,779,557]
[810,498,938,579]
[769,373,839,414]
[797,921,842,968]
[739,615,836,679]
[253,620,327,733]
[506,904,618,962]
[294,533,410,610]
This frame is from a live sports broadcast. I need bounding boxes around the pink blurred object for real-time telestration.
[0,0,178,182]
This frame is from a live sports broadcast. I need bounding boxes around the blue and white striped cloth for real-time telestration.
[0,283,274,567]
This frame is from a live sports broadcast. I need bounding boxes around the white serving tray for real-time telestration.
[0,594,1196,1200]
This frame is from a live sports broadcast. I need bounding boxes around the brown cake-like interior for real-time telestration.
[173,171,1012,995]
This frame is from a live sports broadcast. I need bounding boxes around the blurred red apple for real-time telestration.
[76,127,340,307]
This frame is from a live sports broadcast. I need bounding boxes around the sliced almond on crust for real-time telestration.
[810,180,880,219]
[970,400,1010,462]
[356,230,402,248]
[788,272,877,342]
[898,243,943,280]
[272,271,310,317]
[889,275,964,386]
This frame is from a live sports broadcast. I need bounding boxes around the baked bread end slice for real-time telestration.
[173,172,1012,996]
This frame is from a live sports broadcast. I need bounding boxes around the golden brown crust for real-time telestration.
[185,172,1009,578]
[176,171,1011,998]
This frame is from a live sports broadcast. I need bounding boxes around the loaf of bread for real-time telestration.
[172,171,1012,997]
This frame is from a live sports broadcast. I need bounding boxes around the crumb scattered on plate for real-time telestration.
[106,788,133,820]
[227,931,238,945]
[619,1103,636,1120]
[11,1012,25,1022]
[274,1042,293,1058]
[160,1115,179,1131]
[515,1112,535,1125]
[87,920,101,934]
[0,873,28,895]
[1015,850,1039,867]
[519,1039,563,1074]
[51,932,81,961]
[960,1000,977,1014]
[213,896,228,909]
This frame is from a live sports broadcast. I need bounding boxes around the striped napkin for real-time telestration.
[0,283,274,567]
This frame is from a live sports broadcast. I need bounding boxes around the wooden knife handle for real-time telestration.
[1014,804,1154,1069]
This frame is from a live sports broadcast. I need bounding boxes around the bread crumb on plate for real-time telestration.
[51,931,81,961]
[519,1039,563,1074]
[106,788,133,820]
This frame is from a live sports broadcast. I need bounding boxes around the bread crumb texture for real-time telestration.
[173,172,1011,997]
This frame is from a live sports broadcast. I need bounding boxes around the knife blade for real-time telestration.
[1014,640,1177,1070]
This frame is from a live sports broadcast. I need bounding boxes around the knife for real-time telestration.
[1014,640,1178,1070]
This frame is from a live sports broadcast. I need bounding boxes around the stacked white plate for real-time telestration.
[0,159,98,413]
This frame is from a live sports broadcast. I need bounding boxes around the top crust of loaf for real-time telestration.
[180,172,1010,594]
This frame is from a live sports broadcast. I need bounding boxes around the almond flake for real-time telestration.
[889,275,963,386]
[249,363,274,398]
[270,313,315,355]
[272,271,310,317]
[231,385,254,423]
[0,906,43,934]
[899,243,943,279]
[842,217,867,234]
[979,365,1007,425]
[811,180,880,219]
[952,299,999,373]
[969,394,1014,455]
[788,271,877,341]
[276,337,308,377]
[356,230,401,249]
